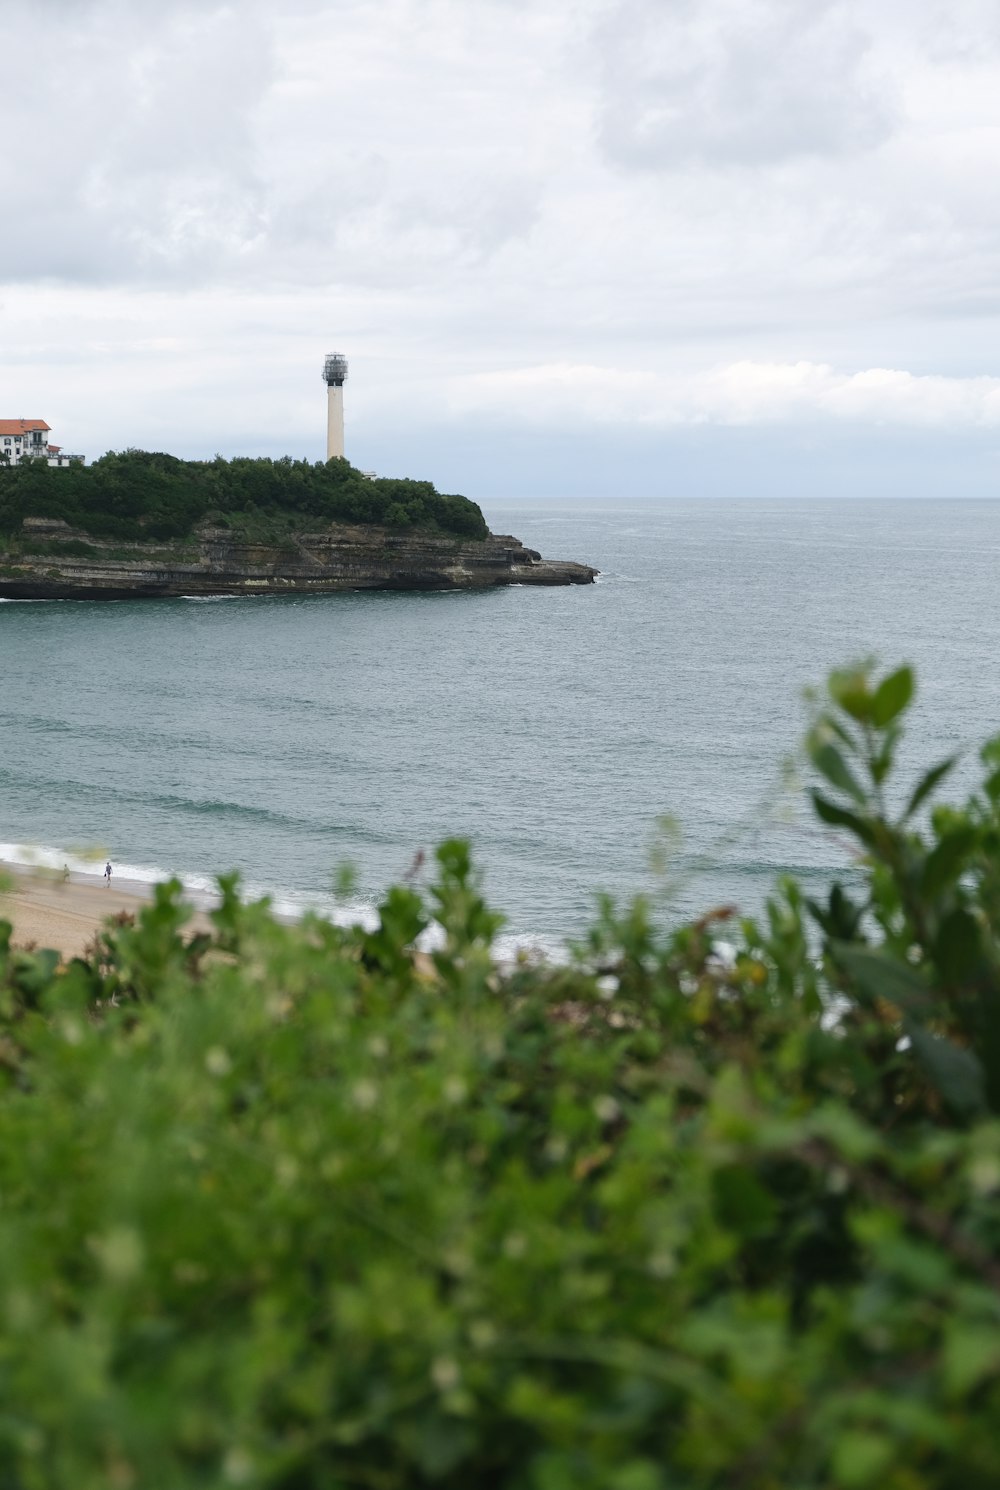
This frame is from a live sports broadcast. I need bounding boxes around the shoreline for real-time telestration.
[0,850,567,967]
[0,863,211,960]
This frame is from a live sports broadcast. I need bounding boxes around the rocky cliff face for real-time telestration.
[0,519,597,600]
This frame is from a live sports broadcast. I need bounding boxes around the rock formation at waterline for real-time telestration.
[0,518,597,601]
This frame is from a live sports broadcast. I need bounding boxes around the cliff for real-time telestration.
[0,518,597,601]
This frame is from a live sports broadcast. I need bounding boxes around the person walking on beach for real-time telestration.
[104,860,112,887]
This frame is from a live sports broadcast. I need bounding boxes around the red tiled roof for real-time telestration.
[0,419,50,436]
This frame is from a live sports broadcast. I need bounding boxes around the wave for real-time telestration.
[0,771,387,840]
[177,594,272,603]
[143,792,320,832]
[135,794,403,849]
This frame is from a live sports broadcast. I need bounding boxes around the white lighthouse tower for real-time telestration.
[323,352,348,460]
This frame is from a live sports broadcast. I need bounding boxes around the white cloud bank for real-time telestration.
[595,0,895,168]
[451,361,1000,430]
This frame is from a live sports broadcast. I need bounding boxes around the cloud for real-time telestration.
[4,0,1000,496]
[0,1,271,284]
[449,360,1000,429]
[593,0,895,169]
[0,0,554,291]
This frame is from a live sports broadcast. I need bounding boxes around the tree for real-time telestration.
[0,451,489,543]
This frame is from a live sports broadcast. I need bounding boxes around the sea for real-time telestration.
[3,497,1000,959]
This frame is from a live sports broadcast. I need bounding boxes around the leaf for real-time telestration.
[906,1022,987,1121]
[822,713,858,750]
[871,665,914,727]
[810,741,867,804]
[933,907,982,986]
[11,947,61,1005]
[363,884,428,973]
[831,1431,895,1489]
[811,792,876,846]
[829,667,874,722]
[830,943,934,1016]
[976,982,1000,1116]
[904,756,956,820]
[408,1415,477,1477]
[828,883,863,939]
[943,1324,1000,1397]
[608,1464,663,1490]
[921,825,978,897]
[711,1163,776,1237]
[869,738,896,787]
[806,881,864,941]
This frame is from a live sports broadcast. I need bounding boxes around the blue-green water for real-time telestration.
[3,499,1000,953]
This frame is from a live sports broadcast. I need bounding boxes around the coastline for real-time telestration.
[0,864,211,960]
[0,854,564,968]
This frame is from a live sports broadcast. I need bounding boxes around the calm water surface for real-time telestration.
[3,499,1000,952]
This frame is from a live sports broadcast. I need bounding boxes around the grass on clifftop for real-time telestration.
[0,449,489,544]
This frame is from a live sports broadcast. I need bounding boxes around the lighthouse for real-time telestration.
[322,353,348,460]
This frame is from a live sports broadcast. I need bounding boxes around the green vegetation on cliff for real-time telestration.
[0,449,489,543]
[3,663,1000,1487]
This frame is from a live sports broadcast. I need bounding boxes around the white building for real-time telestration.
[0,419,84,467]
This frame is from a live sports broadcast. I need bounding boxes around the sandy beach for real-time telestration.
[0,866,210,960]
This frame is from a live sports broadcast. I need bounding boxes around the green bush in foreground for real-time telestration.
[2,663,1000,1490]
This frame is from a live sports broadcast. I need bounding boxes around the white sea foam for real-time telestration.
[1,840,389,935]
[0,840,568,963]
[494,929,569,966]
[0,840,210,900]
[0,840,108,875]
[254,883,380,932]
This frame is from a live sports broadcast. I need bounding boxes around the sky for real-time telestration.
[4,0,1000,500]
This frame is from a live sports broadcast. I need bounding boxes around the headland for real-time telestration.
[0,451,597,599]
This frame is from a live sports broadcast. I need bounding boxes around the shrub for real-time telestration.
[1,666,999,1488]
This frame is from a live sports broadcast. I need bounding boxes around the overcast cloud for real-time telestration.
[4,0,1000,498]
